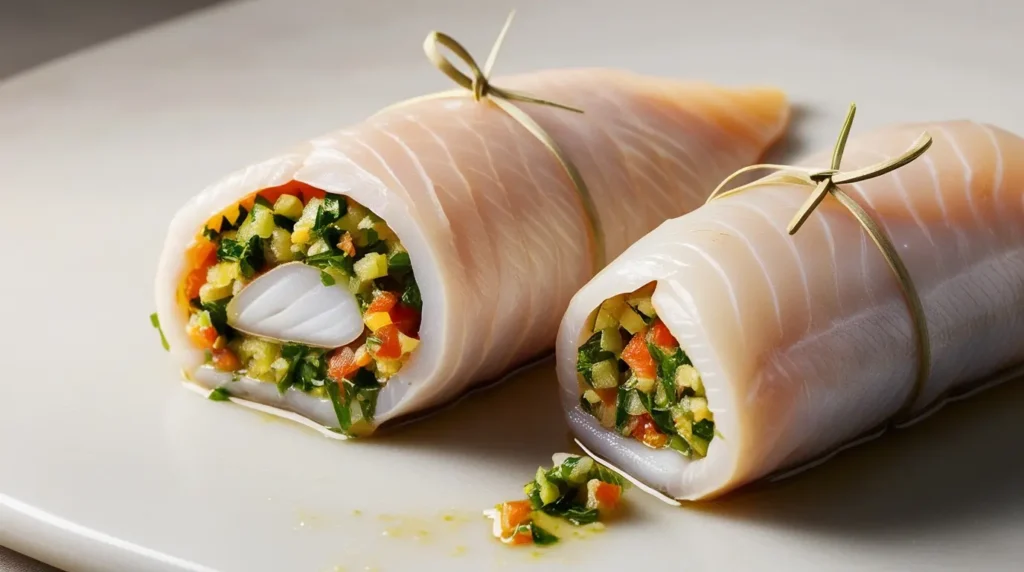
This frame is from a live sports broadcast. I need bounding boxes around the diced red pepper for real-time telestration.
[327,347,361,381]
[592,481,622,509]
[388,303,421,338]
[499,500,533,542]
[621,329,656,379]
[631,414,668,449]
[211,349,241,372]
[187,324,218,350]
[366,291,398,314]
[649,319,678,349]
[373,325,403,360]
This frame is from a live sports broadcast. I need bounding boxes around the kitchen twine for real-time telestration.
[374,12,605,272]
[707,104,933,421]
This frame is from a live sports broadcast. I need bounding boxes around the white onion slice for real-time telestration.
[226,262,362,348]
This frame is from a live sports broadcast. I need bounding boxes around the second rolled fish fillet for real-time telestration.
[154,68,789,436]
[557,120,1024,500]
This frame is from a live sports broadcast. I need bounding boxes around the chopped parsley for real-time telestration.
[150,312,169,351]
[208,387,231,401]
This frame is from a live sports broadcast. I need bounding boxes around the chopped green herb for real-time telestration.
[305,250,355,276]
[576,332,615,385]
[201,299,231,337]
[273,214,296,232]
[530,524,559,545]
[401,277,422,311]
[202,226,218,240]
[149,312,169,351]
[693,419,716,442]
[208,387,231,401]
[217,235,265,278]
[320,271,336,286]
[387,251,411,272]
[313,193,345,232]
[253,195,273,210]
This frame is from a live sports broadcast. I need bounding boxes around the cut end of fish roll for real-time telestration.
[557,269,743,501]
[155,152,447,437]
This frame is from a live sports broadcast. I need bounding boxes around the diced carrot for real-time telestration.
[649,319,678,349]
[211,349,241,372]
[187,324,218,350]
[327,347,361,381]
[507,530,533,545]
[631,414,668,449]
[499,501,533,538]
[338,232,357,257]
[389,303,421,338]
[621,329,656,379]
[373,325,402,360]
[367,291,399,314]
[183,240,218,300]
[595,387,618,406]
[593,481,622,509]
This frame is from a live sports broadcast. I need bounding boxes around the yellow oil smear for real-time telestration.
[451,545,468,557]
[377,510,475,553]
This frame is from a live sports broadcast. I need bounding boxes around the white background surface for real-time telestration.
[1,0,1022,570]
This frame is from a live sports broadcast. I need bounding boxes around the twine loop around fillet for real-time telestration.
[708,104,934,421]
[383,12,605,272]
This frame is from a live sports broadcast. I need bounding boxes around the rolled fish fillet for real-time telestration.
[154,69,788,437]
[557,120,1024,500]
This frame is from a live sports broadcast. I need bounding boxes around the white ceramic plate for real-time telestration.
[2,0,1023,570]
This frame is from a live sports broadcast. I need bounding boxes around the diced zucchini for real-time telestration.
[306,238,330,257]
[582,389,602,404]
[348,276,373,297]
[206,262,240,287]
[535,468,561,505]
[237,207,275,241]
[198,282,232,303]
[297,197,322,228]
[398,332,420,354]
[687,397,712,422]
[354,253,388,281]
[270,357,290,383]
[626,290,656,318]
[590,360,619,389]
[568,456,594,484]
[599,296,627,321]
[268,228,294,264]
[674,365,704,395]
[364,311,392,332]
[599,328,623,356]
[689,434,710,457]
[238,338,279,378]
[619,306,646,335]
[593,307,619,331]
[336,202,369,233]
[273,195,304,220]
[624,390,647,416]
[634,376,656,394]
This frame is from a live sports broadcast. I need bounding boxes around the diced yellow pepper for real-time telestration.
[291,226,311,245]
[376,359,402,377]
[398,332,420,354]
[582,389,602,404]
[364,311,392,332]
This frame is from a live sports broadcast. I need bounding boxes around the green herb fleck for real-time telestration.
[530,524,559,545]
[149,312,169,351]
[401,277,422,311]
[208,387,231,401]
